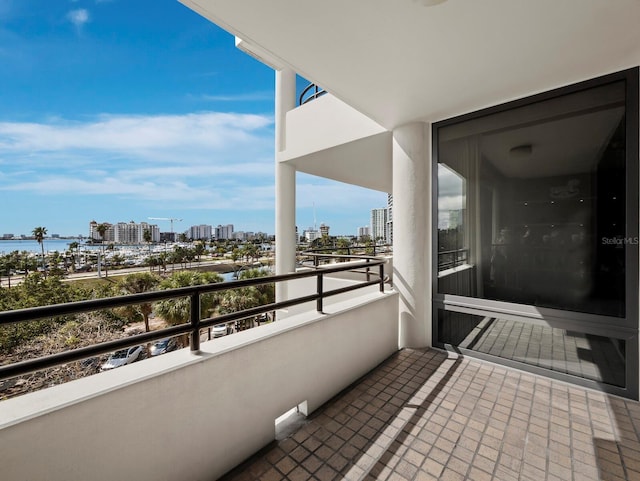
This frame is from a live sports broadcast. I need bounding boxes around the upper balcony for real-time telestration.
[278,92,392,194]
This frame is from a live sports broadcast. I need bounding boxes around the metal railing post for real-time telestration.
[190,293,201,352]
[379,264,385,292]
[366,258,371,282]
[316,273,323,313]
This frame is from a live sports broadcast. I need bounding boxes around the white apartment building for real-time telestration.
[370,207,388,242]
[187,224,212,240]
[214,224,234,240]
[90,220,159,244]
[357,225,370,240]
[113,222,160,244]
[88,220,114,242]
[303,227,320,242]
[386,193,393,245]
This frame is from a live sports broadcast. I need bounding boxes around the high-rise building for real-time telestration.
[370,208,388,242]
[319,223,330,237]
[90,220,159,244]
[89,220,115,242]
[357,226,370,240]
[215,224,234,240]
[386,194,393,245]
[188,224,213,240]
[303,227,320,242]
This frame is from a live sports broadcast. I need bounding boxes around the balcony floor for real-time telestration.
[221,348,640,481]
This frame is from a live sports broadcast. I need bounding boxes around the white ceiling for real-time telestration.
[180,0,640,130]
[480,107,624,179]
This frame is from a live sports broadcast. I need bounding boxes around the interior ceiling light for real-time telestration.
[509,144,533,160]
[413,0,448,6]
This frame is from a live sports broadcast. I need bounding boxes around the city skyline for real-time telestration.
[2,214,382,240]
[0,1,386,237]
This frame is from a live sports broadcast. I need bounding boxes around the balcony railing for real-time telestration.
[298,82,326,105]
[437,247,468,271]
[0,254,386,382]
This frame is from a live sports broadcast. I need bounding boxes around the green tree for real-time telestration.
[194,242,206,262]
[68,241,79,273]
[111,253,125,267]
[143,229,153,272]
[0,273,89,353]
[96,223,109,277]
[0,254,14,288]
[217,269,275,331]
[154,271,223,345]
[117,272,161,332]
[32,226,47,277]
[47,251,66,277]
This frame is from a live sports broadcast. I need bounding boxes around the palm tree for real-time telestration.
[154,271,223,345]
[217,269,275,330]
[32,226,47,277]
[118,273,161,332]
[68,241,79,272]
[143,229,153,272]
[96,223,109,277]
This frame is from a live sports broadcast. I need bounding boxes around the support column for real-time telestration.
[392,122,431,348]
[275,68,297,303]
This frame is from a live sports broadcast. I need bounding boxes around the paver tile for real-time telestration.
[218,349,640,481]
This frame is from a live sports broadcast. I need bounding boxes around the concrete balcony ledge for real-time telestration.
[2,286,398,481]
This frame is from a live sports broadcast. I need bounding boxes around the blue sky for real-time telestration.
[0,0,385,237]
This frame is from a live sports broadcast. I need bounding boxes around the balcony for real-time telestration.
[3,252,640,480]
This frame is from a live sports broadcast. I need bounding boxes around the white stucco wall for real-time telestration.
[279,94,392,193]
[1,289,398,481]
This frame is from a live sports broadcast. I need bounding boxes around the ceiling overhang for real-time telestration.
[180,0,640,130]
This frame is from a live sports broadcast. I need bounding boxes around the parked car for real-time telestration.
[101,346,143,371]
[149,338,178,357]
[212,324,228,338]
[80,357,101,373]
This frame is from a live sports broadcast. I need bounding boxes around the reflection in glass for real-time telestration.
[437,81,626,317]
[437,310,626,387]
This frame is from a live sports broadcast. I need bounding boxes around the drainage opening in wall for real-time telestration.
[275,401,308,440]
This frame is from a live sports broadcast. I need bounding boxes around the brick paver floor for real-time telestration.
[220,349,640,480]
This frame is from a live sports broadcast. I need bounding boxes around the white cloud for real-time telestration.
[0,112,273,161]
[0,111,275,208]
[67,9,89,28]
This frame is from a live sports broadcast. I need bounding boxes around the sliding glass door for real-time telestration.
[433,68,639,399]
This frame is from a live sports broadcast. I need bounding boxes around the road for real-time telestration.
[0,259,241,287]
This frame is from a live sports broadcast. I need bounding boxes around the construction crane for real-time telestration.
[148,217,183,234]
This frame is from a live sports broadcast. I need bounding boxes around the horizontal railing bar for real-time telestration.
[321,278,384,298]
[437,248,468,256]
[200,293,321,329]
[0,324,190,380]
